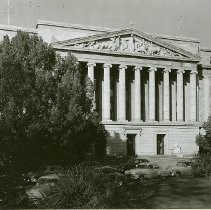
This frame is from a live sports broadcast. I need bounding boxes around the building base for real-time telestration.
[103,122,200,156]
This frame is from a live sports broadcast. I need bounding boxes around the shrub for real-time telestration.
[193,117,211,177]
[38,165,154,209]
[192,153,211,177]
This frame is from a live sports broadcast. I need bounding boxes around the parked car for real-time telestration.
[23,165,65,185]
[25,174,60,205]
[117,158,150,173]
[168,161,193,177]
[125,163,171,181]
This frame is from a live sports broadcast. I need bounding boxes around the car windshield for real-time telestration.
[137,165,148,169]
[130,159,149,165]
[176,162,189,167]
[153,165,160,169]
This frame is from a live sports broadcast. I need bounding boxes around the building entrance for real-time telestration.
[157,134,165,155]
[127,134,136,156]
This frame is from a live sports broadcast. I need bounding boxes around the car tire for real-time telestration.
[159,175,166,180]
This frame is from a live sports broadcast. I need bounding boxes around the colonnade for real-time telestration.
[87,62,198,122]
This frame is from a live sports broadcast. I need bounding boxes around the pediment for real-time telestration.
[53,28,200,61]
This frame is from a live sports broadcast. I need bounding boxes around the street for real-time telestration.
[144,177,211,209]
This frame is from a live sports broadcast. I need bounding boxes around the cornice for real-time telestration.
[152,33,200,43]
[101,120,202,127]
[199,48,211,52]
[201,64,211,70]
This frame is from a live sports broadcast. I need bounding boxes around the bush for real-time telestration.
[38,165,154,209]
[193,117,211,177]
[192,153,211,177]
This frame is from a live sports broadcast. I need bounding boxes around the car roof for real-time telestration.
[39,174,60,180]
[135,158,149,161]
[177,161,192,164]
[137,163,159,167]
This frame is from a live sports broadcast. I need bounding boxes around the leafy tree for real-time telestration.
[0,31,57,171]
[0,31,106,173]
[50,55,106,163]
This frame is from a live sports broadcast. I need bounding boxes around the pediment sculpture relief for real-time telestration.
[74,35,183,57]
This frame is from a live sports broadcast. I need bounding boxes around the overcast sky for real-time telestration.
[0,0,211,48]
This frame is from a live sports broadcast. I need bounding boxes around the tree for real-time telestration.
[0,31,58,171]
[50,54,106,163]
[0,31,106,173]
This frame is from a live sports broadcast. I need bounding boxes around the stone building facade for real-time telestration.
[1,20,211,156]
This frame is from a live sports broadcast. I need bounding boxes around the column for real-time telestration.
[87,62,96,82]
[204,74,210,121]
[190,69,197,121]
[177,69,185,121]
[148,67,157,121]
[118,64,127,121]
[103,63,112,121]
[87,62,96,110]
[134,66,142,121]
[163,68,171,121]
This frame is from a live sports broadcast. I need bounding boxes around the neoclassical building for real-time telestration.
[1,20,211,156]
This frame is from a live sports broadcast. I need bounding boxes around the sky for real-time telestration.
[0,0,211,48]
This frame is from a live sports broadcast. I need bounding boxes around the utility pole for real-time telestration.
[36,0,40,22]
[7,0,10,25]
[179,16,183,36]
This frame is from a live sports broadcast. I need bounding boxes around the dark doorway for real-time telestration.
[127,134,136,156]
[157,134,165,155]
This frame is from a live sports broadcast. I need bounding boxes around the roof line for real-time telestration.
[36,19,115,32]
[37,20,200,43]
[0,24,37,34]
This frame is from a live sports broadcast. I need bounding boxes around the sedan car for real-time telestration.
[117,158,150,173]
[23,165,65,185]
[168,161,193,177]
[125,163,171,181]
